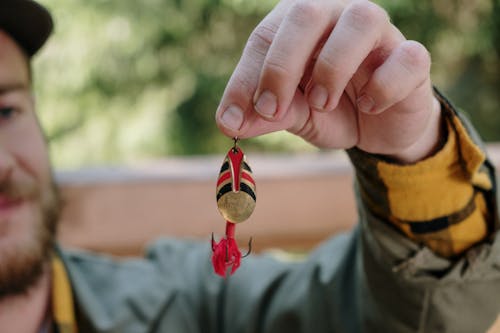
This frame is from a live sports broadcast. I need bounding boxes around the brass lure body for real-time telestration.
[216,145,256,223]
[212,140,255,277]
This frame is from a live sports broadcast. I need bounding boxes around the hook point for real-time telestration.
[242,237,253,258]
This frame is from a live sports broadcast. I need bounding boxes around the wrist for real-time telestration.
[387,96,444,164]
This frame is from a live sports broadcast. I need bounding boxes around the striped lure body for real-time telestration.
[212,142,255,277]
[216,146,256,223]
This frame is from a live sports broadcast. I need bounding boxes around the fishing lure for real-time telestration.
[212,138,256,277]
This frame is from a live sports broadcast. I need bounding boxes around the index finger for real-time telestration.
[215,0,292,138]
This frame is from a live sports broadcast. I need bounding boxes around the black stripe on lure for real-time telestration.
[212,138,256,277]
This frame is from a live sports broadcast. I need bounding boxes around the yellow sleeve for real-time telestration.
[348,95,495,258]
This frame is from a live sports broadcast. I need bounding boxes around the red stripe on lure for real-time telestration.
[212,138,256,277]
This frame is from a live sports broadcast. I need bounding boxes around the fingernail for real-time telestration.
[357,94,375,113]
[254,90,277,118]
[308,84,328,110]
[221,105,244,131]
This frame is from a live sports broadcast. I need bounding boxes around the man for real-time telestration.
[0,0,499,332]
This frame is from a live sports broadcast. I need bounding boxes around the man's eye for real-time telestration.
[0,107,17,119]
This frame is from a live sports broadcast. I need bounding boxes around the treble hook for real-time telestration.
[242,237,253,258]
[211,233,253,258]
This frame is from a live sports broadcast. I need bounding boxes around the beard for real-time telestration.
[0,176,61,299]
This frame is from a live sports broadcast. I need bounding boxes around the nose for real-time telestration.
[0,147,14,183]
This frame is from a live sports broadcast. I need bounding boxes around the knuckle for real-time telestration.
[288,0,323,27]
[372,78,395,102]
[399,40,431,72]
[247,23,278,55]
[315,53,352,82]
[231,71,255,95]
[345,1,388,31]
[263,57,291,81]
[367,70,398,103]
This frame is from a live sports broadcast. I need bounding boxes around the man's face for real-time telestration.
[0,30,60,298]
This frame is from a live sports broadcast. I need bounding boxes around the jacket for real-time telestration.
[56,91,500,332]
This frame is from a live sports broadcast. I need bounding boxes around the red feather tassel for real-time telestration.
[211,222,241,277]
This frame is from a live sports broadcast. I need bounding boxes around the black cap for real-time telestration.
[0,0,54,57]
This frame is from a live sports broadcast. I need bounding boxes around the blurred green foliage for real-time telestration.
[34,0,500,169]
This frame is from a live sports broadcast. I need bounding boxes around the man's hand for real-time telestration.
[215,0,442,163]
